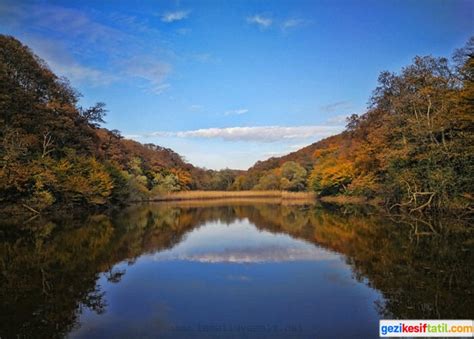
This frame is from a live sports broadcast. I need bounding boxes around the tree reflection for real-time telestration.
[0,202,472,337]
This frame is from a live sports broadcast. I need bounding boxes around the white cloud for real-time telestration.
[1,2,173,93]
[191,52,221,64]
[141,125,343,142]
[176,126,341,141]
[123,134,143,139]
[224,108,249,116]
[149,131,175,138]
[123,57,172,94]
[247,15,272,28]
[246,14,309,31]
[56,64,116,85]
[4,3,123,45]
[282,18,306,31]
[263,151,288,158]
[151,83,171,94]
[161,10,190,23]
[23,36,116,85]
[108,12,157,33]
[289,144,309,150]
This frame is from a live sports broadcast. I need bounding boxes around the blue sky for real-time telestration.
[1,0,472,169]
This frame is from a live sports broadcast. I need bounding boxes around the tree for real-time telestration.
[209,169,237,190]
[151,172,180,193]
[308,148,355,195]
[363,46,473,210]
[254,171,280,190]
[79,102,107,128]
[279,161,307,191]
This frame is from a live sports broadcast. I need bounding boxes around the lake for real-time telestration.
[1,201,472,338]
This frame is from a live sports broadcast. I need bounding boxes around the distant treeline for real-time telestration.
[1,35,472,213]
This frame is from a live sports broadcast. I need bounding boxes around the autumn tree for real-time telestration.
[362,41,473,211]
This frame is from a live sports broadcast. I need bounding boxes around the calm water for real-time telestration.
[1,201,472,338]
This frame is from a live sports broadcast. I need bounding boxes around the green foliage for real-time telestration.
[202,169,238,190]
[253,161,307,191]
[103,162,130,204]
[126,174,150,201]
[255,172,280,190]
[151,172,181,193]
[279,161,307,191]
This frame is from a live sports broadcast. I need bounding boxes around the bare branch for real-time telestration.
[41,131,54,158]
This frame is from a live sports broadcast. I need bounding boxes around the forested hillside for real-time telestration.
[0,35,219,211]
[233,133,348,190]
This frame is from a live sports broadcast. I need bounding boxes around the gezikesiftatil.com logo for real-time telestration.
[380,320,473,337]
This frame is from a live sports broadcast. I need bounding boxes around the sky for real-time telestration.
[0,0,472,169]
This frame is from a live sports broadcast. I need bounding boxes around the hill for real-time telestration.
[248,133,349,173]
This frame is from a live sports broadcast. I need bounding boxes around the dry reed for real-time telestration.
[152,190,316,202]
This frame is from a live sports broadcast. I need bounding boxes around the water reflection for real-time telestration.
[0,201,472,338]
[152,221,339,263]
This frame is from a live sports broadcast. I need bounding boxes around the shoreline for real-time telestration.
[319,195,383,206]
[148,190,316,202]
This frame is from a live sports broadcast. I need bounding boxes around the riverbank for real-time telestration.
[150,190,316,202]
[319,195,383,206]
[0,191,376,217]
[150,191,386,207]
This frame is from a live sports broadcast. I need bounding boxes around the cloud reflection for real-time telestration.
[153,245,339,263]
